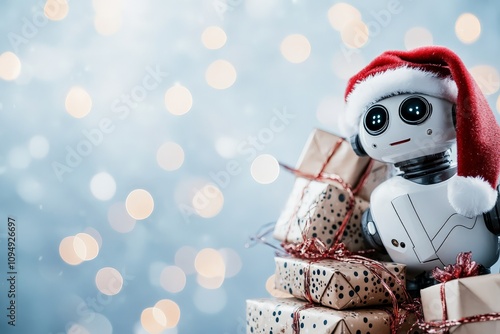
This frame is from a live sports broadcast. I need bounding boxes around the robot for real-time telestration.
[341,47,500,281]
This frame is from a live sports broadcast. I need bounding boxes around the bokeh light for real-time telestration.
[265,274,293,298]
[194,248,225,279]
[455,13,481,44]
[59,236,83,266]
[205,60,237,89]
[192,184,224,218]
[108,202,137,233]
[341,20,369,48]
[126,189,154,220]
[44,0,69,21]
[141,307,167,334]
[280,34,311,64]
[196,274,224,289]
[156,141,185,171]
[496,94,500,114]
[174,246,197,275]
[0,51,21,81]
[404,27,434,50]
[470,65,500,95]
[90,172,117,201]
[327,3,361,31]
[160,266,186,293]
[250,154,280,184]
[164,85,193,116]
[29,135,50,159]
[74,232,100,261]
[154,299,181,328]
[93,0,123,36]
[95,267,123,296]
[65,86,92,118]
[201,26,227,50]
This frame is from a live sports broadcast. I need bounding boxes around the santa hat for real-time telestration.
[343,46,500,217]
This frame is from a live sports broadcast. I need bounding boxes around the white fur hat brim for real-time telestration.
[342,66,458,137]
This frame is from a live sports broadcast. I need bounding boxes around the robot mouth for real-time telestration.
[390,138,411,146]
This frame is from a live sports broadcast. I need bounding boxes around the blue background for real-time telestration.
[0,0,499,333]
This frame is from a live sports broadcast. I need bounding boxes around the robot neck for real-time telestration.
[395,151,456,185]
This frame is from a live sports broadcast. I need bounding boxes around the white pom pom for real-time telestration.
[448,176,497,217]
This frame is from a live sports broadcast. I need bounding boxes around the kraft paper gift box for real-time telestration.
[294,129,391,201]
[246,298,420,334]
[273,178,370,252]
[274,257,407,310]
[420,274,500,334]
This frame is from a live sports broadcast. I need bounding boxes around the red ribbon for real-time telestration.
[431,252,480,283]
[418,312,500,333]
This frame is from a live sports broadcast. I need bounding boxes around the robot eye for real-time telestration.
[363,105,389,135]
[399,96,432,125]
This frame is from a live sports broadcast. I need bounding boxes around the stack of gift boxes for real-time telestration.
[246,129,500,334]
[246,129,420,334]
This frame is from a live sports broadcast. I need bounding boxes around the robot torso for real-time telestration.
[370,174,499,274]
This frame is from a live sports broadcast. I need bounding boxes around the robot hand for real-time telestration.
[484,185,500,235]
[360,208,386,253]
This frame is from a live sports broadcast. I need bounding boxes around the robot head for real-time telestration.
[351,93,457,164]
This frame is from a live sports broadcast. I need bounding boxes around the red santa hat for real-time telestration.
[343,46,500,217]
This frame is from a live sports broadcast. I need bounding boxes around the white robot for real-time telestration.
[342,47,500,282]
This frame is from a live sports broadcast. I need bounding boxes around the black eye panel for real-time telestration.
[399,95,432,125]
[363,105,389,136]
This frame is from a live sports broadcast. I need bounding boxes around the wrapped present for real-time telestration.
[273,178,369,252]
[420,273,500,334]
[294,129,391,200]
[295,129,371,188]
[246,298,419,334]
[274,256,407,310]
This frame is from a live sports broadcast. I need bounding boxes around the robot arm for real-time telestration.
[484,185,500,235]
[360,208,386,253]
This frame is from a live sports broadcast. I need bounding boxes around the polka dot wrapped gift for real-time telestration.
[246,298,420,334]
[273,178,370,253]
[273,129,391,253]
[274,257,407,310]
